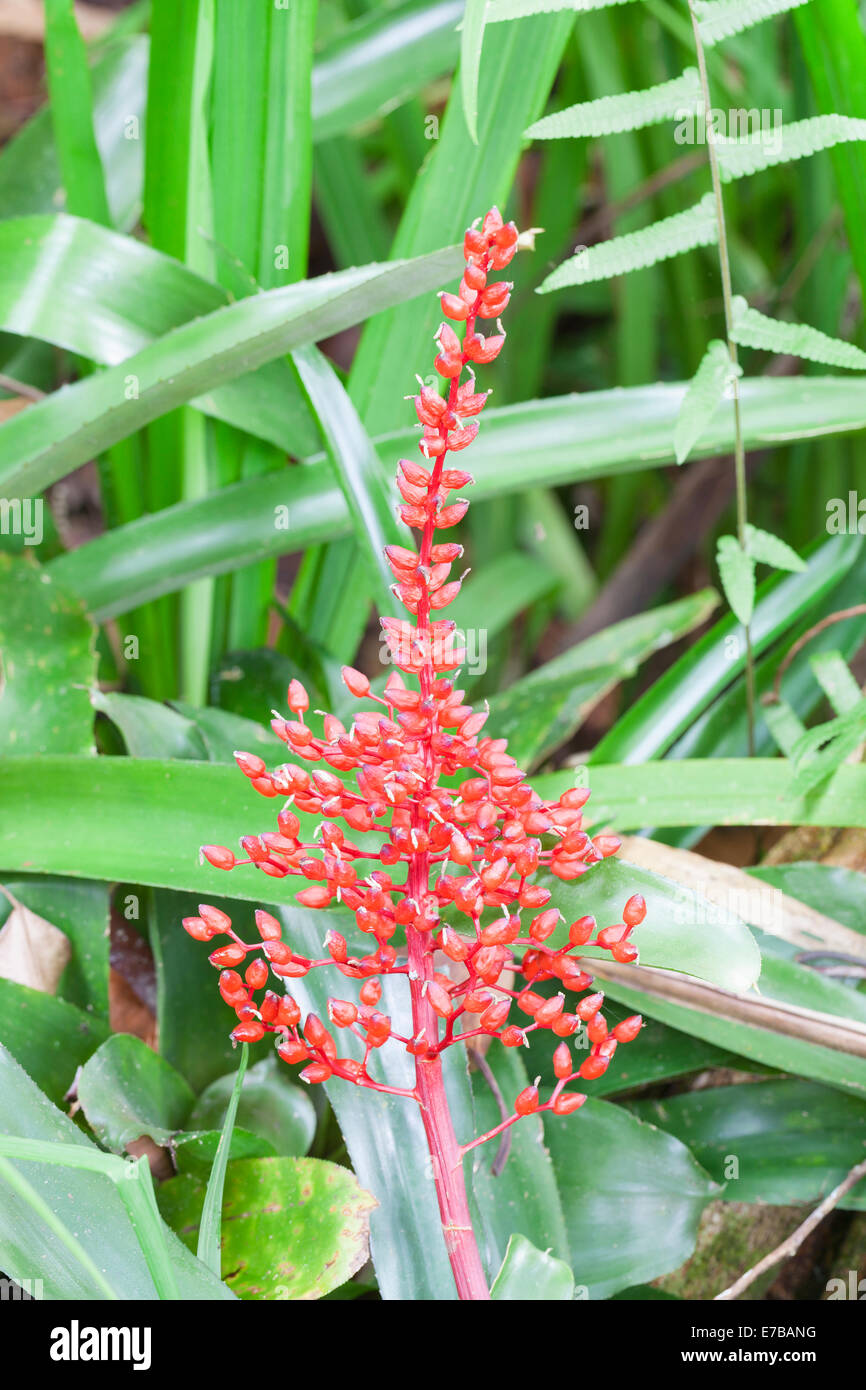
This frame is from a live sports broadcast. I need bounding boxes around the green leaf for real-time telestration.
[593,532,863,765]
[790,700,866,794]
[2,757,866,912]
[717,113,866,182]
[631,1079,866,1208]
[92,690,209,761]
[810,650,863,715]
[716,534,756,626]
[0,555,96,756]
[77,1033,195,1151]
[488,0,638,15]
[460,0,489,146]
[545,1101,719,1299]
[48,378,866,619]
[172,1128,277,1178]
[490,1233,575,1300]
[674,339,740,465]
[0,1043,234,1299]
[538,195,718,292]
[0,980,108,1108]
[188,1057,316,1158]
[197,1043,248,1279]
[744,522,808,572]
[731,295,866,370]
[546,857,761,992]
[526,68,702,140]
[467,1047,570,1275]
[157,1156,377,1299]
[44,0,111,226]
[292,344,408,618]
[0,243,463,501]
[487,589,720,768]
[748,862,866,933]
[695,0,812,47]
[0,38,147,229]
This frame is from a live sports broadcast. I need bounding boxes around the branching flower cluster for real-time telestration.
[184,208,645,1297]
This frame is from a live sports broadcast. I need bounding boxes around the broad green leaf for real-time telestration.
[0,980,108,1108]
[695,0,812,45]
[747,862,866,933]
[545,857,761,992]
[0,555,96,756]
[592,532,862,764]
[716,534,756,626]
[467,1047,570,1276]
[44,0,111,226]
[487,589,719,767]
[77,1033,195,1151]
[0,213,318,453]
[744,522,808,573]
[280,907,479,1300]
[188,1057,316,1158]
[172,1128,277,1178]
[92,690,208,761]
[0,243,463,501]
[0,1043,233,1300]
[527,68,701,140]
[2,757,866,911]
[490,1233,574,1300]
[731,296,866,370]
[48,379,866,619]
[717,114,866,182]
[538,196,718,293]
[157,1156,377,1300]
[631,1079,866,1208]
[674,339,740,465]
[545,1100,719,1299]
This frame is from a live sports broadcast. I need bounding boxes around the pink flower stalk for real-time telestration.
[186,208,645,1299]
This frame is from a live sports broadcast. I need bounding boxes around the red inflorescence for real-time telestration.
[186,207,644,1147]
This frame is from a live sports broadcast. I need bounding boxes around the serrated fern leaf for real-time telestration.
[538,195,718,293]
[731,296,866,370]
[694,0,811,47]
[526,69,701,140]
[487,0,638,19]
[674,339,740,465]
[716,114,866,181]
[791,701,866,795]
[743,523,806,574]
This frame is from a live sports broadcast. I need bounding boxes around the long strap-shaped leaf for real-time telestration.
[538,194,718,292]
[695,0,811,47]
[716,113,866,182]
[731,296,866,370]
[0,244,461,501]
[487,0,639,17]
[48,377,866,620]
[526,68,701,140]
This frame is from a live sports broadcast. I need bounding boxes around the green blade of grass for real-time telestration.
[197,1043,248,1277]
[44,0,111,225]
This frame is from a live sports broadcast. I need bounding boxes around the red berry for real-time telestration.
[612,1014,643,1043]
[514,1084,539,1116]
[553,1092,587,1116]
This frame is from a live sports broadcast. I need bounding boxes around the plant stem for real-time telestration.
[688,1,756,754]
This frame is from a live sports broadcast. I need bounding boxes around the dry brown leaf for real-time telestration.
[0,885,70,992]
[619,835,866,960]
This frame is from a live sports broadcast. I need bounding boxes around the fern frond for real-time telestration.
[487,0,638,20]
[716,114,866,181]
[674,339,740,465]
[538,196,718,293]
[731,297,866,370]
[526,69,701,140]
[694,0,811,47]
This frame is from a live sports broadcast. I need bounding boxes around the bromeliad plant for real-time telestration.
[184,209,646,1301]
